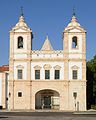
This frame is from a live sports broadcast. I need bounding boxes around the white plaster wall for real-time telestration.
[69,84,81,110]
[14,62,27,80]
[0,73,2,106]
[68,34,82,53]
[31,62,64,80]
[68,82,86,111]
[14,54,27,59]
[69,62,82,80]
[32,52,63,59]
[69,54,82,59]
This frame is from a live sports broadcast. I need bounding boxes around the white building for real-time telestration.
[0,65,9,109]
[0,12,86,111]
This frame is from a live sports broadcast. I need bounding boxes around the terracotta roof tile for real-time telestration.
[0,65,9,72]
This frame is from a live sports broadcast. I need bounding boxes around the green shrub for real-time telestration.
[91,105,96,110]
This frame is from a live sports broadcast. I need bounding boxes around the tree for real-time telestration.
[87,55,96,109]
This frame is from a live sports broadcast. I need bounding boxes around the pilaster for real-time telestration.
[63,32,69,80]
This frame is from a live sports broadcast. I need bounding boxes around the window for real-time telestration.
[18,69,23,79]
[45,70,50,79]
[35,70,40,79]
[72,36,77,48]
[18,36,23,49]
[72,70,77,79]
[18,92,22,97]
[55,70,60,79]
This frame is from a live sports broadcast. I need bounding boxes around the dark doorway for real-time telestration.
[44,96,51,108]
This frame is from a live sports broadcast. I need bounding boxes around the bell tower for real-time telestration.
[62,13,86,80]
[9,11,33,110]
[63,13,86,56]
[62,13,86,110]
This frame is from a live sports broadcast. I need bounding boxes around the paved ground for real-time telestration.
[0,111,96,120]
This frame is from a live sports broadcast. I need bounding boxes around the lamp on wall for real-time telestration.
[9,92,11,97]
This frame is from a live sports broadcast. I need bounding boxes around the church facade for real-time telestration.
[1,12,87,111]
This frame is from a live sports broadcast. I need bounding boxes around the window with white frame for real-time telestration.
[55,70,60,79]
[34,65,41,80]
[17,69,23,79]
[18,92,22,97]
[72,70,78,79]
[43,64,51,80]
[45,70,50,79]
[71,65,79,80]
[35,70,40,79]
[54,65,61,80]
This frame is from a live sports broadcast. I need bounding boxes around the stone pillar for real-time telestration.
[9,32,14,110]
[27,34,32,110]
[31,93,35,110]
[60,82,69,110]
[63,32,69,81]
[82,60,86,80]
[8,81,14,110]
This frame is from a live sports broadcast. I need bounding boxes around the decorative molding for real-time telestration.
[71,65,79,70]
[54,65,61,70]
[34,65,41,70]
[43,64,52,69]
[16,65,24,69]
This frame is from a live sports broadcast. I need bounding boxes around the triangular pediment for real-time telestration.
[71,65,79,69]
[16,65,24,69]
[10,15,32,32]
[34,65,41,69]
[64,15,86,33]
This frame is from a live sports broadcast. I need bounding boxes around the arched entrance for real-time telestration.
[35,89,60,110]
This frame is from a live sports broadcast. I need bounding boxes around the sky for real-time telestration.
[0,0,96,66]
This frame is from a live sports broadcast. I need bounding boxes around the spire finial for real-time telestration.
[73,6,76,16]
[21,6,24,16]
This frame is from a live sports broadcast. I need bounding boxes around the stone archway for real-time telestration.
[35,89,60,110]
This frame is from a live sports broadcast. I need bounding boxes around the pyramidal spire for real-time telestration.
[41,36,53,51]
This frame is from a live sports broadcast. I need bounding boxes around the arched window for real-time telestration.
[18,36,23,49]
[72,36,77,48]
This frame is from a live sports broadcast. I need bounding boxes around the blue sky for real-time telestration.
[0,0,96,66]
